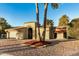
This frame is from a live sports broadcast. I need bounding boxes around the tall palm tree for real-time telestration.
[43,3,59,41]
[36,3,42,41]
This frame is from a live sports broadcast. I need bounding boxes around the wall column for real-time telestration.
[6,31,10,39]
[33,29,35,39]
[25,28,28,39]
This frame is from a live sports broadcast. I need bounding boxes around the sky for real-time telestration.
[0,3,79,27]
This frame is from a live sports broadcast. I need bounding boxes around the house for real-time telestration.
[5,21,67,40]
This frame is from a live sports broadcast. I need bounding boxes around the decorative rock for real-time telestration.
[0,53,13,56]
[30,45,36,48]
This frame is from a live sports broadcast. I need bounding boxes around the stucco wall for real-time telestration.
[5,22,54,40]
[6,28,28,39]
[9,30,18,39]
[18,28,27,39]
[24,22,36,39]
[57,33,64,39]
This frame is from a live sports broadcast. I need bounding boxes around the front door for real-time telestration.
[54,33,57,39]
[28,28,33,39]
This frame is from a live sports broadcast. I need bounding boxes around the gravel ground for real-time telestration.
[0,39,79,56]
[0,39,31,46]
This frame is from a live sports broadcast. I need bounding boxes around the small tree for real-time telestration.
[58,15,69,27]
[46,19,54,27]
[46,19,54,39]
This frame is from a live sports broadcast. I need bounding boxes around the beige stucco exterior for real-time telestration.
[5,22,53,40]
[5,27,28,39]
[9,30,18,39]
[5,21,67,40]
[24,22,36,39]
[55,26,67,39]
[57,33,64,39]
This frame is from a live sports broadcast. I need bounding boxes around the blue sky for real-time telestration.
[0,3,79,27]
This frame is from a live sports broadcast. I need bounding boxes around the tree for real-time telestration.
[58,15,69,26]
[68,18,79,39]
[0,17,11,30]
[0,17,11,38]
[58,15,69,39]
[46,19,54,39]
[43,3,59,41]
[46,19,54,27]
[36,3,42,41]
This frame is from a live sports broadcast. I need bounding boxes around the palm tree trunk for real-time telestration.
[36,3,42,41]
[43,3,48,41]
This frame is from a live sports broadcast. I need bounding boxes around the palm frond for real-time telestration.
[51,3,59,9]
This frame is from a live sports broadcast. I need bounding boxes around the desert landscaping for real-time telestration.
[0,39,79,56]
[0,3,79,56]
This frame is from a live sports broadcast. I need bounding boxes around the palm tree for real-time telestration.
[36,3,42,41]
[43,3,59,41]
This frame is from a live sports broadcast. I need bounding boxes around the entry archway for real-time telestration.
[28,28,33,39]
